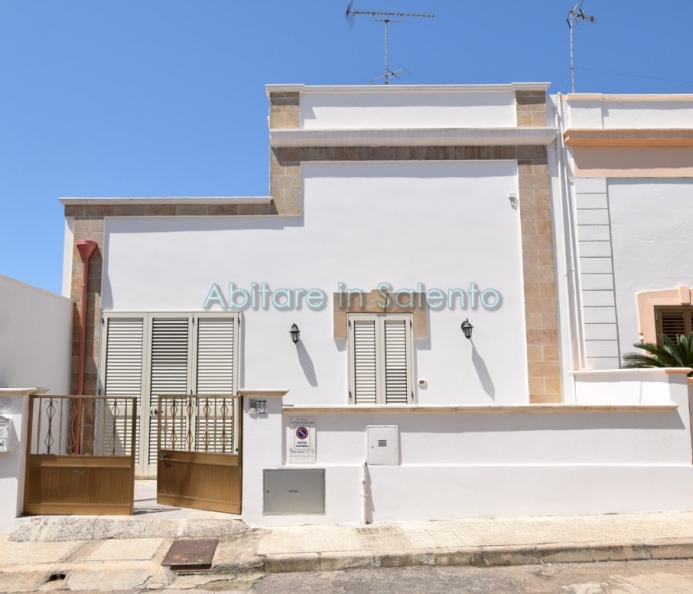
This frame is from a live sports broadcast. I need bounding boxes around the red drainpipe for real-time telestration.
[72,239,98,454]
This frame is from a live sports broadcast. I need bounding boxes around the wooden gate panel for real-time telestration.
[157,451,240,514]
[157,395,241,514]
[24,395,136,516]
[25,456,134,515]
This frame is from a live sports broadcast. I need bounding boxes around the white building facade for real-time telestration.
[51,85,693,526]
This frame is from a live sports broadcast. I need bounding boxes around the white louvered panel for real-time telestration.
[384,319,409,404]
[150,319,189,461]
[196,318,235,394]
[195,318,235,452]
[354,319,378,404]
[150,318,189,398]
[103,318,143,462]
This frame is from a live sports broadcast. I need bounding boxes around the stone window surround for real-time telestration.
[637,286,693,343]
[333,291,428,341]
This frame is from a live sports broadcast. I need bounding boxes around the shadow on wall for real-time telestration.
[471,342,496,400]
[296,341,318,387]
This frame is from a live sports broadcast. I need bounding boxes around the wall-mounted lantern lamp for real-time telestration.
[290,323,301,344]
[461,319,473,340]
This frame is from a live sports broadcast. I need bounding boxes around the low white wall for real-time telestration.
[0,275,72,393]
[573,368,687,405]
[242,371,693,526]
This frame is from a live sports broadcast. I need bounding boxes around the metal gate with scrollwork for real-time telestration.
[157,394,241,514]
[24,394,137,515]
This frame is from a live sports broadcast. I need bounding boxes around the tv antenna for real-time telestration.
[567,0,596,93]
[345,1,434,84]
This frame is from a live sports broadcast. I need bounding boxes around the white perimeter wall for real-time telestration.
[299,90,517,130]
[242,372,693,526]
[103,161,529,405]
[609,180,693,359]
[0,275,72,393]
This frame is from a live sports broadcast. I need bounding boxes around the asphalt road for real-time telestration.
[249,559,693,593]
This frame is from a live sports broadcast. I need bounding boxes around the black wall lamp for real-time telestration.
[461,319,473,340]
[290,323,301,344]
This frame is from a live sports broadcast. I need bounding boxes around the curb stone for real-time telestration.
[251,539,693,575]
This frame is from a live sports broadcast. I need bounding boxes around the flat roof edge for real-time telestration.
[265,83,551,96]
[60,197,273,206]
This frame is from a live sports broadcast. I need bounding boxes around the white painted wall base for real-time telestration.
[242,371,693,527]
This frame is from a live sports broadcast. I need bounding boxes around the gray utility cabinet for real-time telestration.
[263,469,326,515]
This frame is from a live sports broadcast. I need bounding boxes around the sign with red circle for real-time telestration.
[296,426,309,440]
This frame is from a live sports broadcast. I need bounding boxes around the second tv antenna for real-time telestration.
[345,1,434,84]
[567,0,596,93]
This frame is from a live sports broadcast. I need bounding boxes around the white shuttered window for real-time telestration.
[349,314,413,405]
[100,312,239,477]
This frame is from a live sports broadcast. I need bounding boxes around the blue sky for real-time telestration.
[1,0,692,294]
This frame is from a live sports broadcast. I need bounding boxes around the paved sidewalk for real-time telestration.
[3,511,693,591]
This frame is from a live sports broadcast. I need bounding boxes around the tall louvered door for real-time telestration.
[157,314,241,513]
[102,316,146,474]
[147,317,191,477]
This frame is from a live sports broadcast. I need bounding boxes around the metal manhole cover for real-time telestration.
[162,539,219,572]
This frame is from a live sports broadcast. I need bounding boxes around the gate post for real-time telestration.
[239,389,288,526]
[0,388,47,532]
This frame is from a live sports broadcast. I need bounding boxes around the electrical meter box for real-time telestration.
[367,425,399,466]
[0,416,11,453]
[263,469,325,515]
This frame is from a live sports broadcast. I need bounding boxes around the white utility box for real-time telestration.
[367,425,399,466]
[0,416,11,453]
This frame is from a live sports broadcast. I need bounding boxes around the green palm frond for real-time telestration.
[622,333,693,376]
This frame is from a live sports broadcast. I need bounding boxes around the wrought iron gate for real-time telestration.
[24,395,137,515]
[157,395,241,514]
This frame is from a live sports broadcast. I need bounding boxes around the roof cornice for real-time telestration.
[564,128,693,147]
[266,83,551,96]
[270,127,558,148]
[60,197,272,206]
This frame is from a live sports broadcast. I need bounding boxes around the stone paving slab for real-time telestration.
[85,538,165,562]
[10,517,247,542]
[0,535,80,566]
[256,511,693,556]
[3,511,693,591]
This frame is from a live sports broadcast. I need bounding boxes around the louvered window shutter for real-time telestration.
[103,317,143,459]
[194,317,236,453]
[149,318,189,459]
[658,309,686,344]
[353,318,378,404]
[383,319,410,404]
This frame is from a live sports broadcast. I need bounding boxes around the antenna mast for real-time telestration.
[567,0,596,93]
[345,1,434,84]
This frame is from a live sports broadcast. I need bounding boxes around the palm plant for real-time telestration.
[623,333,693,377]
